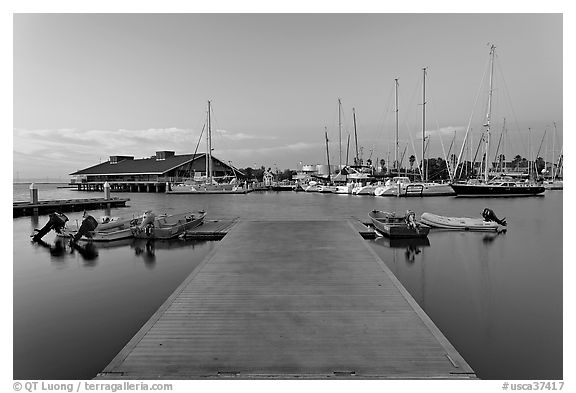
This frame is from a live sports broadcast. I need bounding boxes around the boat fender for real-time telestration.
[482,208,507,226]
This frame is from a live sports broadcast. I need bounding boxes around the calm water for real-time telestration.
[13,184,563,380]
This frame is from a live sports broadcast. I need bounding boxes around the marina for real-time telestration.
[13,13,563,384]
[98,219,475,379]
[13,184,563,380]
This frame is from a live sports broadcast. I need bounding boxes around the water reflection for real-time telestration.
[33,236,99,264]
[69,241,99,264]
[482,230,507,245]
[32,237,68,259]
[372,236,431,263]
[133,240,156,268]
[30,232,209,270]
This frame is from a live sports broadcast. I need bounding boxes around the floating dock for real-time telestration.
[182,219,239,240]
[13,197,130,217]
[98,219,475,379]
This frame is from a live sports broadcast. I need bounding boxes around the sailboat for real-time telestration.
[450,45,545,197]
[404,68,456,197]
[544,122,563,190]
[375,78,411,197]
[318,127,338,193]
[168,101,248,194]
[374,74,454,197]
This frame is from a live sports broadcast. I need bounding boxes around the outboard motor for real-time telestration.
[32,212,69,242]
[482,208,507,226]
[72,214,99,243]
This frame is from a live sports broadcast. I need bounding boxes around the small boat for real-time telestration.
[132,211,206,240]
[60,214,145,242]
[368,210,430,238]
[420,209,506,231]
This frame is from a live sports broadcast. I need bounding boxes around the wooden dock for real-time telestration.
[166,189,253,195]
[13,197,130,217]
[98,219,475,379]
[182,219,239,240]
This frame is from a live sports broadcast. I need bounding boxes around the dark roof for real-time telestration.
[70,154,205,175]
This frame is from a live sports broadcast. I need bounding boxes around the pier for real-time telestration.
[13,197,130,217]
[98,219,475,379]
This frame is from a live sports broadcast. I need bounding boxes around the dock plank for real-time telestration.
[98,220,475,379]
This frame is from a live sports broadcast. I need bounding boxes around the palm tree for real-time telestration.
[379,159,386,174]
[512,155,522,171]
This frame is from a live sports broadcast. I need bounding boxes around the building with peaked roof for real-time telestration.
[69,151,243,192]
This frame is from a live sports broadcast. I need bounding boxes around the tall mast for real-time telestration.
[346,134,350,166]
[502,117,506,173]
[325,127,331,183]
[395,77,399,176]
[552,121,557,180]
[421,68,427,182]
[207,100,212,184]
[484,44,496,183]
[338,98,342,170]
[353,107,359,165]
[528,127,532,179]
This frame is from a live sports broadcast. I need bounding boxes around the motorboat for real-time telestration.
[59,214,145,242]
[368,210,430,238]
[420,209,506,231]
[58,215,143,242]
[132,211,206,240]
[374,177,411,196]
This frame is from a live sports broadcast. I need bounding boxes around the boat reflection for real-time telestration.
[133,240,156,268]
[482,230,507,245]
[69,240,99,264]
[33,236,99,263]
[372,236,431,263]
[31,234,207,267]
[32,237,68,259]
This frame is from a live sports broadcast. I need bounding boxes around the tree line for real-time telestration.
[237,153,559,182]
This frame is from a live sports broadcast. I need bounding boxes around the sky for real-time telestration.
[13,13,563,179]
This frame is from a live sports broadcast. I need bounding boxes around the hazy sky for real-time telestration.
[13,13,562,178]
